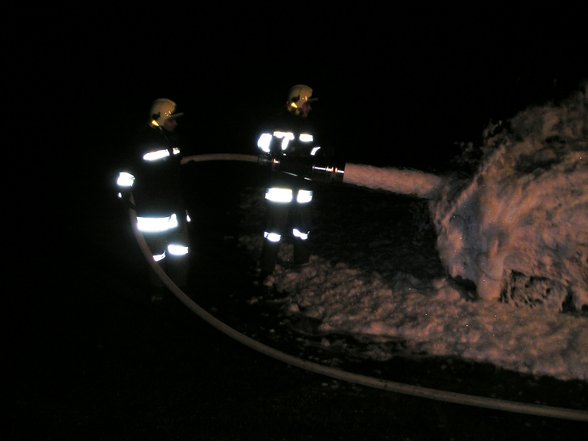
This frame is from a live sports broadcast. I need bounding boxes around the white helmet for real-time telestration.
[149,98,183,127]
[287,84,317,115]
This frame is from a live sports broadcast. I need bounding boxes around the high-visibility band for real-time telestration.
[292,228,309,240]
[117,171,135,187]
[142,148,180,162]
[265,187,293,203]
[296,190,313,203]
[299,133,314,142]
[167,244,189,256]
[273,131,295,140]
[257,133,272,153]
[136,213,179,232]
[273,131,295,151]
[264,231,281,243]
[153,252,166,262]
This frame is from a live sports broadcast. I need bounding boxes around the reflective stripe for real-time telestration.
[265,187,293,203]
[292,228,309,240]
[136,213,179,232]
[310,146,321,156]
[143,149,169,161]
[167,244,189,256]
[296,190,313,203]
[299,133,313,142]
[273,131,295,151]
[153,252,166,262]
[257,133,272,153]
[273,131,295,139]
[116,171,135,187]
[264,231,281,243]
[142,147,181,162]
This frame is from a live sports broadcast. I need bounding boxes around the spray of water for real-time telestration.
[343,164,445,199]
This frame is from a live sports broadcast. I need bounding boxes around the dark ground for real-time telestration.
[10,162,587,441]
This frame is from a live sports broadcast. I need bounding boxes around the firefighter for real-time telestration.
[116,98,191,297]
[256,84,328,289]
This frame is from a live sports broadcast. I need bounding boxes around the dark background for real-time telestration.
[12,5,588,168]
[8,5,588,440]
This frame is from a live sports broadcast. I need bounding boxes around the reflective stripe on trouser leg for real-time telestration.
[141,232,168,261]
[264,231,282,243]
[167,217,190,256]
[260,233,280,273]
[165,244,190,288]
[292,228,310,265]
[167,243,189,256]
[292,228,309,240]
[166,219,190,287]
[292,191,311,264]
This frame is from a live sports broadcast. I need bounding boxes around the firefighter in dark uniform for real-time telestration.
[116,98,191,295]
[256,84,328,287]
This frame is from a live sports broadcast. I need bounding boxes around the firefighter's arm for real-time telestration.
[115,171,136,207]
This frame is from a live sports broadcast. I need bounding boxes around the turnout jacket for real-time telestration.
[256,110,328,189]
[125,124,186,217]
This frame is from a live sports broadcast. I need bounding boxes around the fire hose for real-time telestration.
[129,152,587,423]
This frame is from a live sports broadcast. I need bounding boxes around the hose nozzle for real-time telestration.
[311,162,345,183]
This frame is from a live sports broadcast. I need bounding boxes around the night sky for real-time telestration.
[12,5,588,176]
